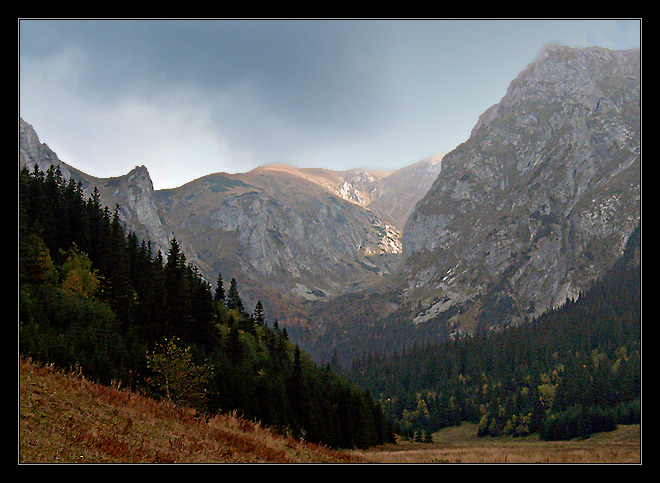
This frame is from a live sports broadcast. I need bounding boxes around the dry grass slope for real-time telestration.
[19,358,363,464]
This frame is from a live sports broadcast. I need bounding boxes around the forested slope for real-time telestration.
[346,226,641,441]
[19,164,395,450]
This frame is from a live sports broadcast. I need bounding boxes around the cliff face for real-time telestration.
[20,118,71,178]
[401,45,640,334]
[152,160,441,314]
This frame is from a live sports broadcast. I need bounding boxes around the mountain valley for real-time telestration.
[19,42,642,457]
[19,45,640,368]
[299,45,641,363]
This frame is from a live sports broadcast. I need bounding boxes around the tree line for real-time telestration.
[346,226,641,442]
[19,164,395,449]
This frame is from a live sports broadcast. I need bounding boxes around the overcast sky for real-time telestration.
[19,19,641,189]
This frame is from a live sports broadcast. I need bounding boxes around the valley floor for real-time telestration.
[349,422,641,464]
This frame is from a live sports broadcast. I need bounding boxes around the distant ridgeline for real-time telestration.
[19,164,395,449]
[346,225,640,442]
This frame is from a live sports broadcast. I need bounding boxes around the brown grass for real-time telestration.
[19,358,362,464]
[19,358,641,464]
[350,422,641,464]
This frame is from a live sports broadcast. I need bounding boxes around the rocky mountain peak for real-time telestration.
[153,160,432,309]
[402,45,640,334]
[127,164,152,183]
[471,45,640,140]
[19,118,70,178]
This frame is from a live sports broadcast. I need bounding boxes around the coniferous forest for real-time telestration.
[346,226,641,442]
[19,164,395,449]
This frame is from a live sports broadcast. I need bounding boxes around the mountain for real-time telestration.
[403,45,640,330]
[19,117,442,324]
[153,160,441,314]
[301,45,641,363]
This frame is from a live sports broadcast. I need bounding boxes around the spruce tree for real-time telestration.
[253,300,265,326]
[225,315,242,366]
[214,272,225,304]
[164,238,191,339]
[226,278,244,313]
[289,344,309,434]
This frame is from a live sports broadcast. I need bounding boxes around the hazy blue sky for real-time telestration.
[19,19,641,189]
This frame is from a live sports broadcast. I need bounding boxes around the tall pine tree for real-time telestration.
[164,238,191,340]
[214,272,225,304]
[253,300,265,326]
[226,278,244,313]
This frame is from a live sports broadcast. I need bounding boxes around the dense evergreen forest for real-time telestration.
[18,164,395,449]
[346,226,641,442]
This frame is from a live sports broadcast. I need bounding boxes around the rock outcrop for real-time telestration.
[19,118,204,272]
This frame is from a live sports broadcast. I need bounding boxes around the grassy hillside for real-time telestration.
[19,358,362,464]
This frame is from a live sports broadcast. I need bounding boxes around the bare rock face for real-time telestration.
[153,161,441,311]
[402,45,640,334]
[97,166,183,259]
[20,118,70,178]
